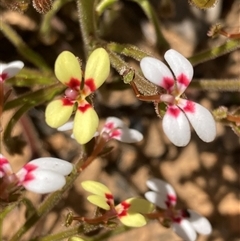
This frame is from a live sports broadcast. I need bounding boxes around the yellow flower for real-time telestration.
[45,48,110,144]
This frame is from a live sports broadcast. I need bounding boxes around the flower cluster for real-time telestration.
[145,178,212,241]
[0,154,73,200]
[80,180,154,227]
[45,48,110,145]
[140,49,216,146]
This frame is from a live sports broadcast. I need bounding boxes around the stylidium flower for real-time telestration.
[45,48,110,145]
[0,61,24,82]
[81,180,154,227]
[58,116,143,143]
[140,49,216,146]
[0,154,73,200]
[145,178,212,241]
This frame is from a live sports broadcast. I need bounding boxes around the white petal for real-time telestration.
[145,191,168,209]
[57,121,74,131]
[105,117,125,128]
[140,57,175,92]
[162,105,191,146]
[22,169,66,194]
[114,128,143,143]
[0,154,13,177]
[187,210,212,235]
[27,157,73,175]
[164,49,193,95]
[172,219,197,241]
[146,178,177,207]
[178,99,216,143]
[1,61,24,80]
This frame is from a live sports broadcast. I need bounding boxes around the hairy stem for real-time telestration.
[189,39,240,66]
[76,0,98,54]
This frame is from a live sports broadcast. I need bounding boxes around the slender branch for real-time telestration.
[190,79,240,92]
[107,42,149,61]
[76,0,98,54]
[189,39,240,66]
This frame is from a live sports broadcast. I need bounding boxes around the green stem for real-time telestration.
[0,21,50,72]
[190,79,240,92]
[107,42,149,61]
[3,83,64,111]
[76,0,98,54]
[131,0,169,52]
[189,39,240,66]
[9,164,81,241]
[106,47,157,95]
[33,226,83,241]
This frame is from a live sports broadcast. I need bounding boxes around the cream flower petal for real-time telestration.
[73,104,99,144]
[54,51,82,87]
[0,61,24,82]
[84,48,110,93]
[45,99,74,128]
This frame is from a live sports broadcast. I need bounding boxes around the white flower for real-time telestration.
[140,49,216,146]
[0,61,24,82]
[58,116,143,143]
[0,154,73,196]
[145,178,212,241]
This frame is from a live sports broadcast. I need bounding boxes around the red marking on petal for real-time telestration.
[162,77,174,90]
[105,193,114,200]
[181,209,190,218]
[118,201,131,217]
[23,163,38,172]
[183,100,195,113]
[0,73,8,82]
[78,103,91,113]
[105,193,114,206]
[173,217,182,223]
[121,201,131,209]
[165,194,177,208]
[85,78,96,92]
[22,163,38,182]
[67,78,81,89]
[110,129,121,139]
[62,98,74,106]
[0,157,8,166]
[104,122,115,130]
[177,73,190,87]
[168,106,181,118]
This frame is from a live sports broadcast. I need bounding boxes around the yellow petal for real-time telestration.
[81,180,112,197]
[87,195,110,210]
[125,198,155,213]
[84,48,110,91]
[73,104,99,144]
[45,99,74,128]
[55,51,82,87]
[119,213,147,227]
